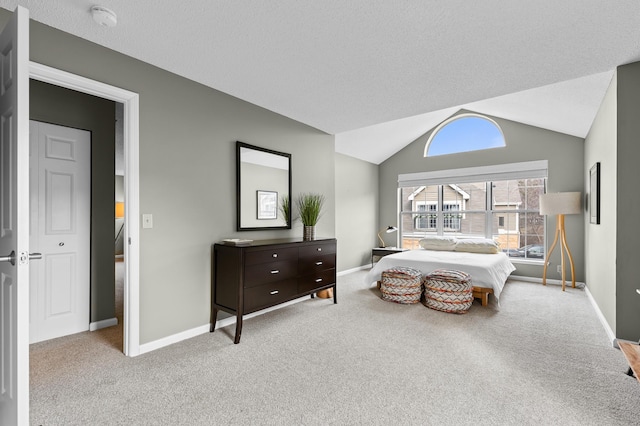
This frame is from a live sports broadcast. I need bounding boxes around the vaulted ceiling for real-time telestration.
[4,1,639,163]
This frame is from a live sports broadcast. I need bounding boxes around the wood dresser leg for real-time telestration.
[482,293,489,306]
[210,308,218,332]
[333,285,337,304]
[234,314,243,344]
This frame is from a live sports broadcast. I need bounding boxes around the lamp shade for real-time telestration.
[385,226,398,233]
[115,202,125,218]
[539,192,581,215]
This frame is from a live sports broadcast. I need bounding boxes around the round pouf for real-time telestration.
[423,269,473,313]
[380,267,422,304]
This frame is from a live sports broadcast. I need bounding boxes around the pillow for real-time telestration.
[454,238,500,254]
[419,236,457,251]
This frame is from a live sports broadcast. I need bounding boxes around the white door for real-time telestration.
[0,6,30,426]
[29,121,90,344]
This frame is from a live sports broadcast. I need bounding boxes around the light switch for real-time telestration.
[142,214,153,229]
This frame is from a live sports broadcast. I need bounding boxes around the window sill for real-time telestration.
[508,258,544,266]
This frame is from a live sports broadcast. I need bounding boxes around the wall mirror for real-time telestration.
[237,141,292,231]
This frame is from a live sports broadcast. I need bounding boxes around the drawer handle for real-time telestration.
[272,253,278,258]
[315,278,323,283]
[270,290,279,295]
[317,248,322,252]
[315,261,323,266]
[270,270,280,274]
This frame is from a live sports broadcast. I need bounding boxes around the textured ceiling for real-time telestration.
[1,1,638,163]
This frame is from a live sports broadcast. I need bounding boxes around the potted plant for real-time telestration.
[296,193,325,240]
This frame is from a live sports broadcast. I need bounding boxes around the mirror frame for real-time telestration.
[237,141,292,231]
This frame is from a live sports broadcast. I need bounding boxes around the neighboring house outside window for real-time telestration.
[398,160,548,262]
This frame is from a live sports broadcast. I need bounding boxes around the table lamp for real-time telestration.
[539,192,581,291]
[377,226,398,248]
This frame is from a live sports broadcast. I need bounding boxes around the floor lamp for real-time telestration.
[540,192,581,291]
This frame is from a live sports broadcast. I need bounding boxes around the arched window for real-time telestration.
[424,114,505,157]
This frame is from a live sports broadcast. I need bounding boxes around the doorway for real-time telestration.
[29,62,141,356]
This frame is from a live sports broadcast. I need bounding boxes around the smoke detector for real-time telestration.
[91,6,117,28]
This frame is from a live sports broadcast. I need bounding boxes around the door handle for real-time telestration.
[0,251,41,266]
[0,250,15,266]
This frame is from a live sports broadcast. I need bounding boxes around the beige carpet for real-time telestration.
[29,270,640,425]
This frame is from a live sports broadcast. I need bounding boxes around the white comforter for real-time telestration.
[365,249,516,301]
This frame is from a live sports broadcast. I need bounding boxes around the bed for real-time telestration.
[365,249,516,305]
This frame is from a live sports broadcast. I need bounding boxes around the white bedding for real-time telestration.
[365,249,515,301]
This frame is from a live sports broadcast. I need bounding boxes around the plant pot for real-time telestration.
[303,225,316,240]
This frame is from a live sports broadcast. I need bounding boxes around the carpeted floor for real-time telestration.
[30,270,640,425]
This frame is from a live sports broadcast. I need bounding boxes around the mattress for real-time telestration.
[365,249,516,301]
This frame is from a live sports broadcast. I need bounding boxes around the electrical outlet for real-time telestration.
[556,265,561,273]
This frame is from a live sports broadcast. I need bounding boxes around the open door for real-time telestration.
[0,6,30,425]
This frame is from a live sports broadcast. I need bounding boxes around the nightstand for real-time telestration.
[371,247,407,267]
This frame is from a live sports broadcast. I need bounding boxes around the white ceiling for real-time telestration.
[2,1,638,164]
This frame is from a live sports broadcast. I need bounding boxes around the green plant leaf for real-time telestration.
[296,193,325,226]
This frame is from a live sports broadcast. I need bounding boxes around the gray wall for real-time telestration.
[30,79,116,324]
[0,10,336,344]
[584,73,617,335]
[379,110,585,282]
[585,62,640,342]
[335,153,379,271]
[616,62,640,341]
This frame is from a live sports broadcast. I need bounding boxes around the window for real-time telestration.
[415,202,436,229]
[398,161,548,260]
[425,114,505,157]
[414,201,461,230]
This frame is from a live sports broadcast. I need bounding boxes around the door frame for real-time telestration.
[28,62,141,356]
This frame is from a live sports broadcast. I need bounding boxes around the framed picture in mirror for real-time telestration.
[257,190,277,220]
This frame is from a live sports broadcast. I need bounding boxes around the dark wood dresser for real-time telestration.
[211,238,337,343]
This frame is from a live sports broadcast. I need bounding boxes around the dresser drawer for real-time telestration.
[244,260,297,287]
[299,253,336,273]
[299,242,336,259]
[298,269,336,294]
[245,247,298,266]
[244,279,298,312]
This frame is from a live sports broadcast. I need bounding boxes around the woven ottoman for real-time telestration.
[380,267,422,304]
[423,269,473,313]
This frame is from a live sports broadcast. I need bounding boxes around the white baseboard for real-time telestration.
[584,285,617,347]
[138,295,313,355]
[338,265,369,276]
[509,274,585,288]
[89,317,118,331]
[139,323,211,355]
